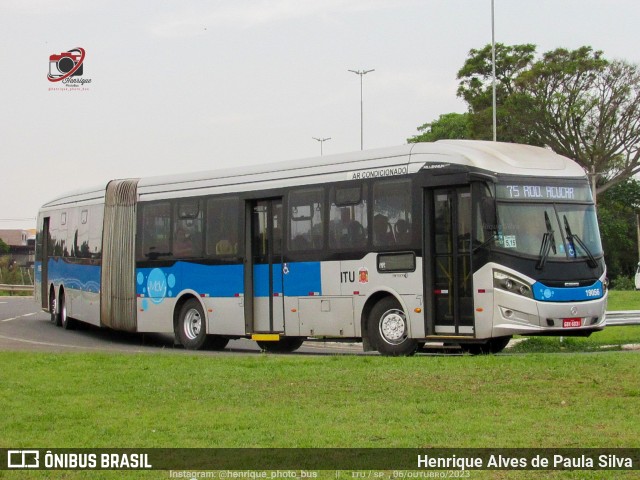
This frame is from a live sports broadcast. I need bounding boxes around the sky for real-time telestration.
[1,0,639,231]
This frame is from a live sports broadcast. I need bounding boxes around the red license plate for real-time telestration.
[563,318,582,328]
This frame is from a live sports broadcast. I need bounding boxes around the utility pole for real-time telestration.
[348,69,375,150]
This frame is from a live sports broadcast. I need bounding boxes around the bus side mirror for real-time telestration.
[481,198,497,233]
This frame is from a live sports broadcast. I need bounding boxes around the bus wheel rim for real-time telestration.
[184,308,202,340]
[379,309,407,345]
[50,296,57,323]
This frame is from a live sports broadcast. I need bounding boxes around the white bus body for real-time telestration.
[35,141,607,355]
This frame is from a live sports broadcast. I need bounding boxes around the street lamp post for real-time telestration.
[312,137,331,156]
[636,210,640,263]
[348,68,374,150]
[491,0,497,142]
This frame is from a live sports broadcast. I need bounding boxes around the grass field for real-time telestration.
[607,290,640,311]
[1,350,639,479]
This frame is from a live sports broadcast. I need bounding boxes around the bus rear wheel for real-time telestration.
[369,297,418,356]
[177,299,211,350]
[49,289,60,326]
[257,337,305,353]
[60,291,76,330]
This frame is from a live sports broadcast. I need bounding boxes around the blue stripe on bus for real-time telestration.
[135,261,322,302]
[532,280,603,302]
[34,261,42,284]
[136,263,244,300]
[284,261,322,296]
[45,258,101,293]
[253,264,280,297]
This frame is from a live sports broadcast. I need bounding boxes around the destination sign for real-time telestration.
[496,183,592,201]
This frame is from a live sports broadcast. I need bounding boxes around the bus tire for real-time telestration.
[257,337,305,353]
[461,336,511,355]
[177,298,211,350]
[369,297,418,356]
[49,289,60,326]
[60,291,76,330]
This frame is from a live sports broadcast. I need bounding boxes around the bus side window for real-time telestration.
[141,202,171,260]
[206,197,240,259]
[288,188,324,251]
[329,185,368,249]
[173,200,203,258]
[373,179,412,247]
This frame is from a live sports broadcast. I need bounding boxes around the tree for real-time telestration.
[412,43,640,195]
[407,112,472,143]
[596,179,640,279]
[409,43,539,144]
[0,238,8,254]
[456,43,537,143]
[515,47,640,195]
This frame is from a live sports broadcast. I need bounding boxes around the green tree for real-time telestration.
[515,47,640,195]
[409,43,538,144]
[597,179,640,280]
[0,238,8,254]
[407,112,472,143]
[414,44,640,197]
[456,43,537,143]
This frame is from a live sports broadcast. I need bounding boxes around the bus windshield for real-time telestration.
[495,202,603,260]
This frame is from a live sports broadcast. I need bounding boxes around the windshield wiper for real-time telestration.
[563,215,598,268]
[545,211,557,255]
[536,211,556,270]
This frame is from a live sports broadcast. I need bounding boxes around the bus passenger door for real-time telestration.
[427,187,474,336]
[248,199,285,333]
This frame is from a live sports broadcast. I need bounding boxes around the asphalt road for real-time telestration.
[0,296,367,355]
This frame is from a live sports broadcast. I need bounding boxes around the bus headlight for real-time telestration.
[493,270,533,298]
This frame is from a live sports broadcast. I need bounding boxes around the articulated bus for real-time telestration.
[35,140,607,355]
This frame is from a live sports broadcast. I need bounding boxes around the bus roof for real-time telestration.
[135,140,586,198]
[41,140,587,206]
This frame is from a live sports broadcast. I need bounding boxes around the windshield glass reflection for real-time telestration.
[495,203,603,259]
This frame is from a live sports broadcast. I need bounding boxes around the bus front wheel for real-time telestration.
[369,297,418,356]
[177,299,211,350]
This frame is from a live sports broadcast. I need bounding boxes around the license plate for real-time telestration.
[563,318,582,328]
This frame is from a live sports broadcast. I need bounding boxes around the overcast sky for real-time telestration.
[1,0,639,231]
